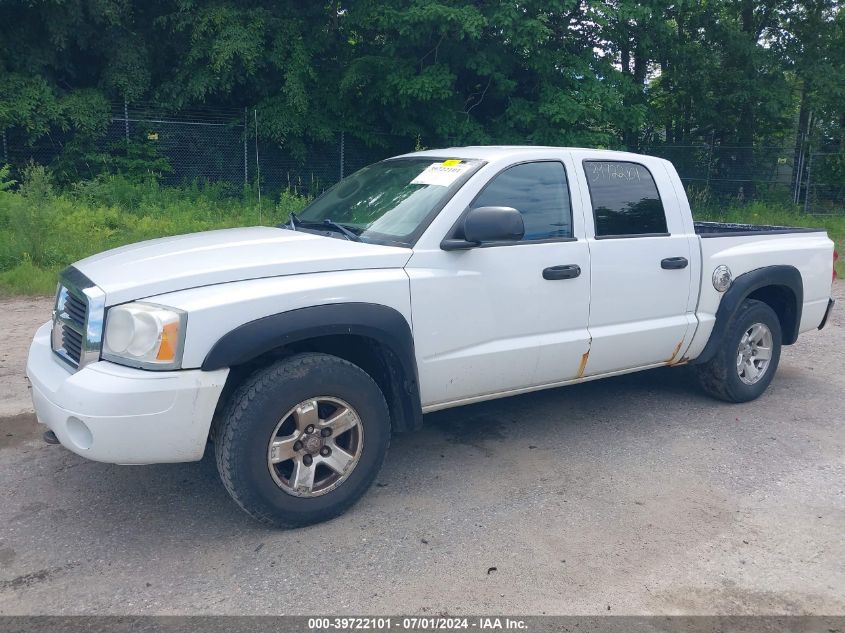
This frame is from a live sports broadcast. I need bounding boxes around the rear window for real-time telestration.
[584,161,668,237]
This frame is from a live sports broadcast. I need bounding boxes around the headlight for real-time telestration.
[102,302,186,370]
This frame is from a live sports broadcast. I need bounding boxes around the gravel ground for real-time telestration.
[0,285,842,615]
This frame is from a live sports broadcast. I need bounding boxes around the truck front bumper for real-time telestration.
[26,322,229,464]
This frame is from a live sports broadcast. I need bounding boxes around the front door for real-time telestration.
[406,160,592,409]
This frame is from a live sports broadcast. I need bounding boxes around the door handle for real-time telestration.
[543,264,581,280]
[661,257,689,270]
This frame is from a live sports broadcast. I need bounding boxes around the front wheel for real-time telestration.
[215,353,391,527]
[695,299,782,403]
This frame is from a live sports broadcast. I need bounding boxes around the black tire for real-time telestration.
[695,299,782,403]
[215,353,390,527]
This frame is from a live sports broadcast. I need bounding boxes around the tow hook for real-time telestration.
[43,430,60,445]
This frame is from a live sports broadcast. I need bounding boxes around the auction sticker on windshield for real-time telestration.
[411,160,472,187]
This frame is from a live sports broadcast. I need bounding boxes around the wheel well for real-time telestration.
[212,334,419,440]
[746,284,799,345]
[692,265,803,366]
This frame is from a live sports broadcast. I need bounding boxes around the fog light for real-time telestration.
[66,416,93,450]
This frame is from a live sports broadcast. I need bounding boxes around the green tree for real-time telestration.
[1,0,842,186]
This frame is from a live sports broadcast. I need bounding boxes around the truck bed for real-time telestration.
[694,221,824,238]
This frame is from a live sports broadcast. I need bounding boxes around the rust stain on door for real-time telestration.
[576,351,590,378]
[665,341,683,363]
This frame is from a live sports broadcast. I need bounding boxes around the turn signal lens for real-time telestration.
[157,321,180,361]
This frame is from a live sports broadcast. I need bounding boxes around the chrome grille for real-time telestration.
[61,321,84,363]
[64,292,87,325]
[51,267,105,371]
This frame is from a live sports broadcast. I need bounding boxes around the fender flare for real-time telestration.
[202,302,422,431]
[693,265,803,365]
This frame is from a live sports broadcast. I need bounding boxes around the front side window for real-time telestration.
[294,158,483,245]
[471,161,572,241]
[584,161,668,237]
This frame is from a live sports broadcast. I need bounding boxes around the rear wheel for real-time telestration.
[215,353,390,527]
[695,299,782,403]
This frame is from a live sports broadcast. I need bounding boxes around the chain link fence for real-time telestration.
[643,140,844,214]
[802,152,845,215]
[2,102,416,199]
[2,102,843,213]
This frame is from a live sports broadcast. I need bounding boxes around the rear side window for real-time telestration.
[472,161,572,241]
[584,161,668,237]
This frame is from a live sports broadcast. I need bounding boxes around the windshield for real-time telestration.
[293,157,483,245]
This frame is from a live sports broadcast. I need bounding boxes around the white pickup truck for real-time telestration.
[27,146,836,526]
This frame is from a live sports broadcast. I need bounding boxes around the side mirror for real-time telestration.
[441,206,525,250]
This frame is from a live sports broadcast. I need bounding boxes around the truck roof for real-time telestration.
[394,145,657,162]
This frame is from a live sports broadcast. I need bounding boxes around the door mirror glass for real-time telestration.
[463,206,525,243]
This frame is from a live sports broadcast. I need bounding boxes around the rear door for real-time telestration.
[574,155,697,375]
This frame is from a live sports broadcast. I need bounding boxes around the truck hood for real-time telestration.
[73,226,412,305]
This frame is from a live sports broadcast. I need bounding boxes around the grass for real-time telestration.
[692,200,845,278]
[0,166,309,295]
[0,165,841,296]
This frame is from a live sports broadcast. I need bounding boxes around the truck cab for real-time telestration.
[407,147,701,406]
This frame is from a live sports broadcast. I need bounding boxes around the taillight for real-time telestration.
[834,250,839,281]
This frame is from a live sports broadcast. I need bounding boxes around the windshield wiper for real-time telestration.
[321,218,361,241]
[282,214,360,241]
